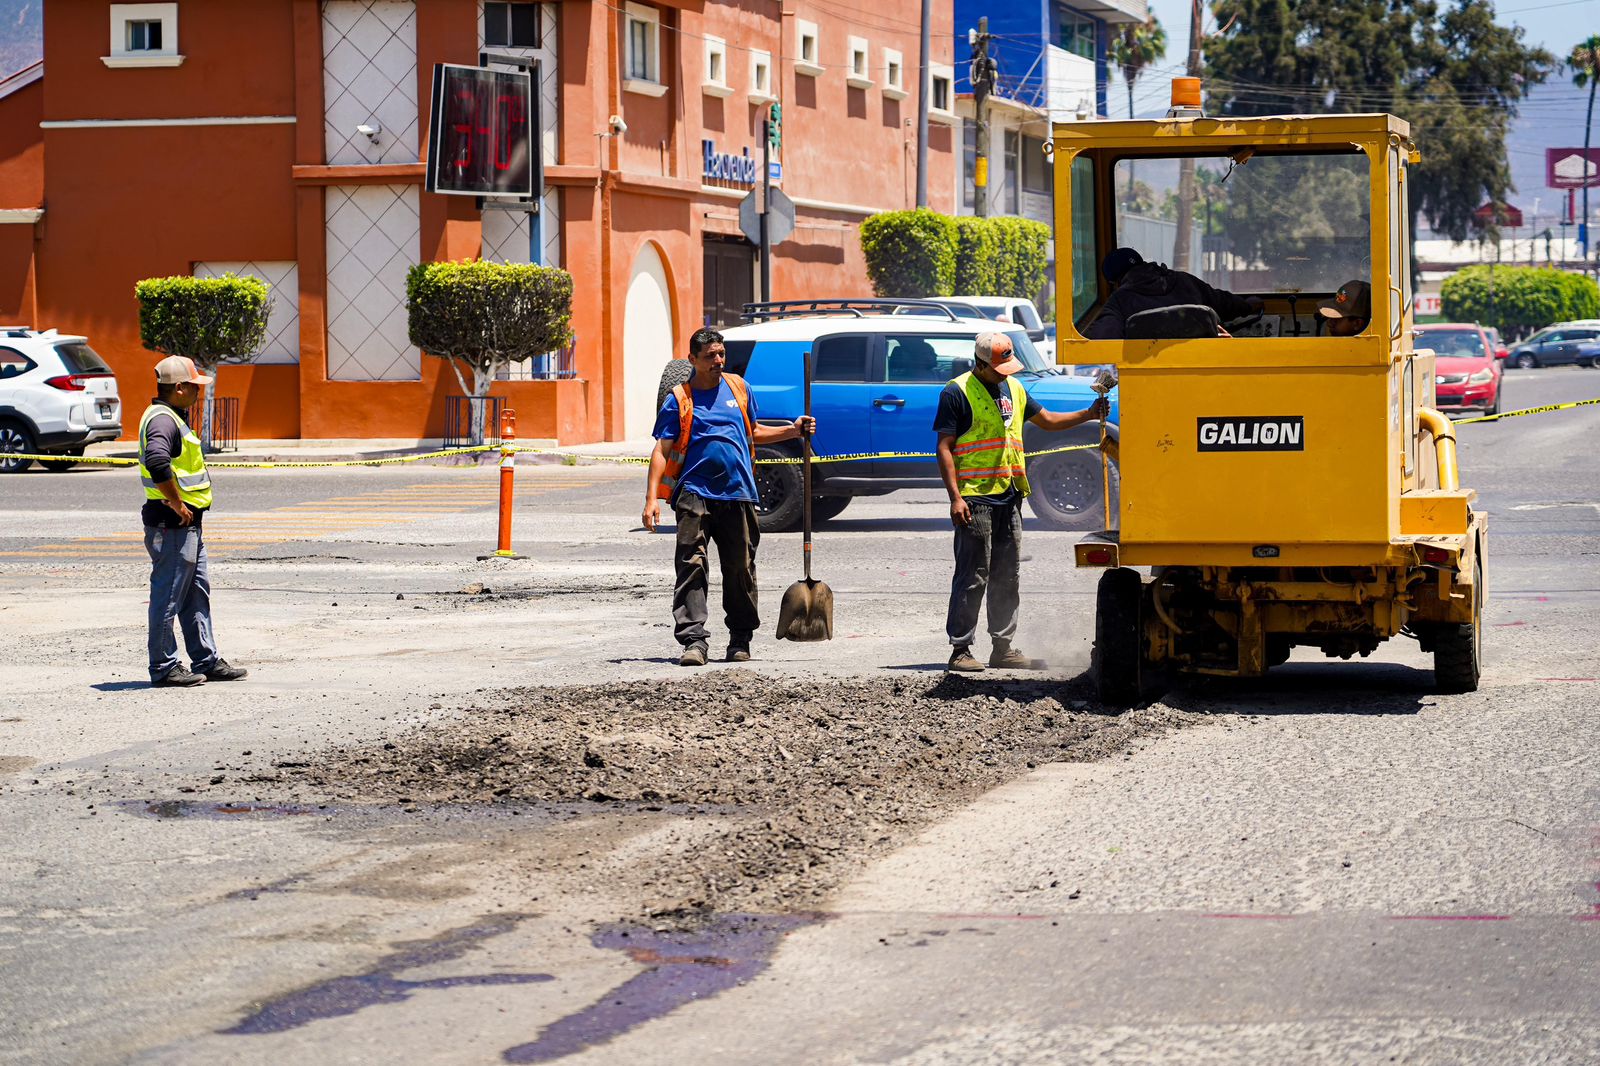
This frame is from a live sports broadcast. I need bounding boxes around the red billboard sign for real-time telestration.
[1547,148,1600,190]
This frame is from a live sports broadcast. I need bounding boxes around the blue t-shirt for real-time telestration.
[653,378,759,503]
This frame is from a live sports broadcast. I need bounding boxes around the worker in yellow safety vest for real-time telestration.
[139,355,248,688]
[934,332,1108,673]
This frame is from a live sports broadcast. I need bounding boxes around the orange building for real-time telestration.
[0,1,955,442]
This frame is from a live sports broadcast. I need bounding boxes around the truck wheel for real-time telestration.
[1093,567,1144,706]
[0,420,35,473]
[811,496,851,524]
[1027,451,1116,531]
[753,446,804,532]
[1434,555,1483,694]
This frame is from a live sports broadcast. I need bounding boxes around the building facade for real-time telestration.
[0,0,955,442]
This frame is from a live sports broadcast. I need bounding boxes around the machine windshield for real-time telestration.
[1111,150,1372,302]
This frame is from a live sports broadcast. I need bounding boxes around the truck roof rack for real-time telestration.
[0,326,35,336]
[740,299,962,323]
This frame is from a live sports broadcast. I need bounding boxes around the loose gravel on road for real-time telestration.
[274,672,1197,920]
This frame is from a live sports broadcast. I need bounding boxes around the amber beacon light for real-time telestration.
[1170,77,1203,115]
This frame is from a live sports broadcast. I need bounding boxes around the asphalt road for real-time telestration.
[3,366,1599,1065]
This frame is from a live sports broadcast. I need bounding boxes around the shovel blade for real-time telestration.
[775,578,834,641]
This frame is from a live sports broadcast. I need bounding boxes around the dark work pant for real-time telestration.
[946,498,1022,649]
[145,523,220,681]
[673,492,761,648]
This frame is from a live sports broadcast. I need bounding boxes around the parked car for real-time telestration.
[1414,323,1501,415]
[666,300,1119,532]
[0,328,122,473]
[1505,324,1600,369]
[1483,325,1509,360]
[915,296,1054,359]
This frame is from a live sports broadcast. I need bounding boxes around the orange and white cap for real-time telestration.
[974,332,1023,376]
[154,356,212,386]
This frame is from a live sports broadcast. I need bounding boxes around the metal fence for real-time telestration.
[443,395,506,448]
[200,397,240,452]
[494,337,579,382]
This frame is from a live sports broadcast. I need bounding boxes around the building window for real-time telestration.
[847,36,872,89]
[623,3,666,96]
[1058,12,1096,61]
[795,20,822,77]
[1022,135,1049,194]
[1003,130,1020,214]
[883,47,907,100]
[703,34,731,97]
[750,49,775,102]
[105,4,182,67]
[929,63,957,122]
[485,2,539,48]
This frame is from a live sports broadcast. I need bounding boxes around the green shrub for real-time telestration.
[135,274,271,368]
[953,217,999,295]
[1440,265,1600,337]
[990,217,1051,302]
[860,209,957,297]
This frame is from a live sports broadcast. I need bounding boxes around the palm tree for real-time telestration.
[1110,15,1168,122]
[1109,15,1167,210]
[1574,36,1600,266]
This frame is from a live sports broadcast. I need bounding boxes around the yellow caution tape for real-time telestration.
[2,446,497,469]
[1451,396,1600,426]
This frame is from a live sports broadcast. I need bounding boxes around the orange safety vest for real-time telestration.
[657,373,755,500]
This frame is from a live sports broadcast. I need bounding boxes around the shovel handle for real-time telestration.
[802,350,813,581]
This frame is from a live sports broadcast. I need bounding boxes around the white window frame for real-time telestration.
[623,3,667,98]
[795,20,823,78]
[929,63,958,124]
[847,36,872,89]
[104,3,183,68]
[882,47,907,100]
[703,34,732,98]
[748,48,776,105]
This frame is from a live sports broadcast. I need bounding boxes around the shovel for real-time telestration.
[775,350,834,641]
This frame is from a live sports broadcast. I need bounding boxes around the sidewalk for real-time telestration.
[84,436,658,466]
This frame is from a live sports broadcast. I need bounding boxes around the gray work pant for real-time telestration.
[945,498,1022,649]
[673,492,761,648]
[145,523,219,681]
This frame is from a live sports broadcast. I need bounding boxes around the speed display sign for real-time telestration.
[425,63,538,198]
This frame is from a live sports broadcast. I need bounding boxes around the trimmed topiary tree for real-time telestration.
[953,217,1000,295]
[135,273,272,451]
[860,209,957,297]
[406,259,574,445]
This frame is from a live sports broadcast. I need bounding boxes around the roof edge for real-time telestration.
[0,60,43,102]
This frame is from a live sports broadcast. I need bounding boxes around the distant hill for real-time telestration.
[0,0,42,80]
[1505,80,1595,231]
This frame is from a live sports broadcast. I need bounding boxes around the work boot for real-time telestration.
[152,667,206,688]
[989,644,1044,670]
[204,660,249,682]
[679,643,708,667]
[726,642,751,663]
[947,646,985,673]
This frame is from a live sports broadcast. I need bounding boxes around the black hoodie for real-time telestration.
[1085,262,1255,339]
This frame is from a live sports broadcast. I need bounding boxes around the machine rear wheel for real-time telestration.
[1093,567,1144,706]
[1434,554,1483,694]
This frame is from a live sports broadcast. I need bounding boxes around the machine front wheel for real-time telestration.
[1433,554,1483,694]
[1093,567,1145,706]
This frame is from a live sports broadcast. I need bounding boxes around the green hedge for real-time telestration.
[860,209,957,297]
[861,211,1051,304]
[406,259,574,375]
[135,274,271,367]
[1440,265,1600,337]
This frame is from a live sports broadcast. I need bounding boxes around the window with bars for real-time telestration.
[485,3,539,48]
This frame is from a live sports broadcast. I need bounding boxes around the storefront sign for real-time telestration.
[703,140,758,186]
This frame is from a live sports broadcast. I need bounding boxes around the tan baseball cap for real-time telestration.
[1318,280,1372,320]
[154,355,212,385]
[974,332,1023,376]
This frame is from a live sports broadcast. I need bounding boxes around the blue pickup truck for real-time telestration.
[687,301,1120,532]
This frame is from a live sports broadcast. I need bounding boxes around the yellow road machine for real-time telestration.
[1055,79,1484,704]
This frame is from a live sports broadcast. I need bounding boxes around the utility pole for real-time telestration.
[1171,0,1203,270]
[915,0,931,207]
[761,104,780,302]
[970,18,996,217]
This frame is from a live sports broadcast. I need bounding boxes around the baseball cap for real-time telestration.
[974,332,1023,376]
[1101,247,1145,284]
[1318,280,1371,320]
[154,355,212,385]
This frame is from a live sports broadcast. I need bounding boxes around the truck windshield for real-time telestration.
[1112,150,1371,297]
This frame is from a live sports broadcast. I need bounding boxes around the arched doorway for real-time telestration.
[622,243,674,438]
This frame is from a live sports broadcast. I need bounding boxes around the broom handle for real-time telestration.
[802,350,813,581]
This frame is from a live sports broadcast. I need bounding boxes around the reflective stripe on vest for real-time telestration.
[138,404,213,509]
[952,372,1030,498]
[656,374,755,501]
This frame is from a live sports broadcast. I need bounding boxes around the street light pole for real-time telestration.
[915,0,930,207]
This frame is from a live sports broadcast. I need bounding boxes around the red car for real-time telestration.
[1415,323,1502,416]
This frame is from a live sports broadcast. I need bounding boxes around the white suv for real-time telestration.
[0,328,123,473]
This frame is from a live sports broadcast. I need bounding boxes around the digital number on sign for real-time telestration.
[426,64,536,197]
